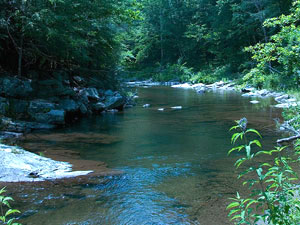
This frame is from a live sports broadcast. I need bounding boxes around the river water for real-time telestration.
[14,86,283,225]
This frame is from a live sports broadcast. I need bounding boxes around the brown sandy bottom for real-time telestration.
[19,132,123,177]
[1,133,123,225]
[155,153,278,225]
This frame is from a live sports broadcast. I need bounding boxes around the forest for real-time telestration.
[1,0,300,90]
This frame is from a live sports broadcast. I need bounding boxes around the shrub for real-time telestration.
[227,118,300,224]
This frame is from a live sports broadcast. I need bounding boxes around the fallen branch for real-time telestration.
[277,135,300,144]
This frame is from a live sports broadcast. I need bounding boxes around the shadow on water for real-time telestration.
[14,86,283,225]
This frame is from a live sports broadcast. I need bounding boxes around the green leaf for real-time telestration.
[228,145,244,155]
[5,209,21,217]
[245,129,262,138]
[249,140,262,148]
[227,202,240,210]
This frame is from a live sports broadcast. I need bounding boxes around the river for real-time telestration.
[14,86,283,224]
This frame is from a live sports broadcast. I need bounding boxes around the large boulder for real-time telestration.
[58,99,80,113]
[36,79,76,98]
[28,100,56,116]
[80,88,100,101]
[104,89,114,96]
[0,77,33,98]
[92,102,106,112]
[79,103,88,115]
[105,93,126,110]
[32,110,65,125]
[0,117,55,133]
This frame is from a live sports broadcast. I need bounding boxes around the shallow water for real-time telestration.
[16,86,283,225]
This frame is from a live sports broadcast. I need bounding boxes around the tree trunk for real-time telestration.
[18,0,25,77]
[160,5,164,70]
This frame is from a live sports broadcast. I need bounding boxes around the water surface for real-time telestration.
[16,86,283,225]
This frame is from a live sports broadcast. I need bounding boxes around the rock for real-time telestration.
[257,89,269,96]
[275,94,289,103]
[9,99,29,116]
[143,104,150,108]
[214,81,225,87]
[0,97,9,115]
[33,110,65,125]
[104,90,114,96]
[171,83,193,89]
[250,100,260,104]
[274,103,297,108]
[79,103,88,114]
[58,99,80,113]
[93,102,106,112]
[242,92,258,97]
[0,117,31,133]
[105,94,126,110]
[0,144,93,182]
[171,106,182,109]
[286,98,297,103]
[0,131,23,140]
[196,87,206,94]
[80,88,100,101]
[0,77,33,98]
[0,117,55,132]
[124,104,134,108]
[241,87,255,93]
[28,100,56,116]
[36,79,76,98]
[97,89,105,97]
[73,76,86,85]
[106,109,118,113]
[192,83,205,89]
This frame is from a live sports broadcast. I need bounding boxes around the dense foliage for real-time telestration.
[122,0,295,84]
[244,0,300,89]
[0,0,138,81]
[1,0,300,88]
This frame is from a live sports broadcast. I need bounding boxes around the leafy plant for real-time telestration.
[227,118,300,224]
[0,188,21,225]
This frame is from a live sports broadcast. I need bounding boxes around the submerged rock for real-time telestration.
[0,144,93,182]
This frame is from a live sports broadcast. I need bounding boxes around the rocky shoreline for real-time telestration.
[0,74,132,182]
[126,79,300,135]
